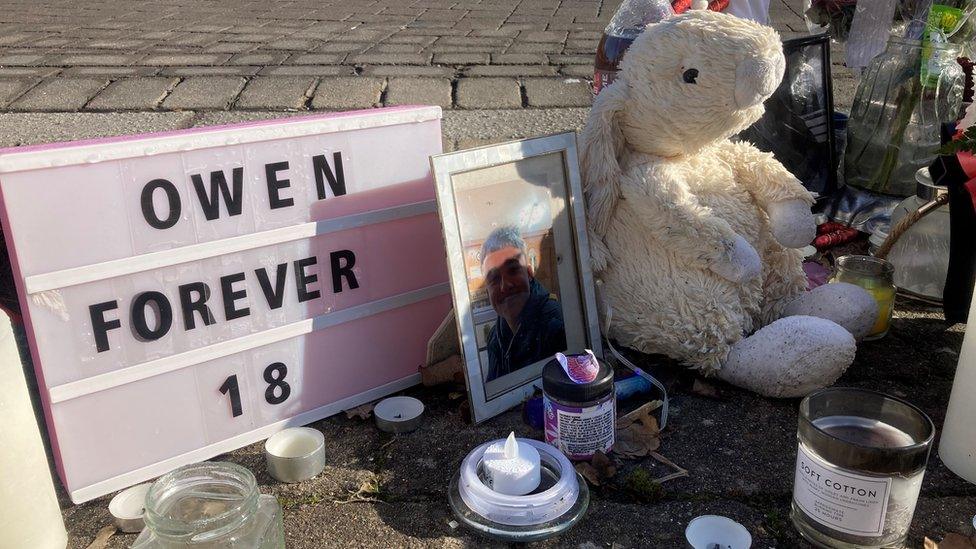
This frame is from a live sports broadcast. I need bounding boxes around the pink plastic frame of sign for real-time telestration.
[0,106,450,503]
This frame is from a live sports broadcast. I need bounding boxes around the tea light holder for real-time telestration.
[791,388,934,548]
[264,427,326,483]
[374,396,424,433]
[109,483,152,533]
[448,437,589,542]
[685,515,752,549]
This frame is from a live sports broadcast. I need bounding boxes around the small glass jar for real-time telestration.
[791,388,934,548]
[132,462,284,549]
[830,255,896,340]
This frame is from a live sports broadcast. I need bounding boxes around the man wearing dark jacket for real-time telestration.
[480,226,566,382]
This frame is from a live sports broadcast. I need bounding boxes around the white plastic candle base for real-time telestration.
[109,483,152,533]
[685,515,752,549]
[448,437,589,542]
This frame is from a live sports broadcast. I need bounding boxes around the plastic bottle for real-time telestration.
[593,0,675,94]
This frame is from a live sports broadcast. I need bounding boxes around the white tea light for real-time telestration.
[685,515,752,549]
[109,483,152,533]
[482,432,541,496]
[374,396,424,433]
[264,427,325,483]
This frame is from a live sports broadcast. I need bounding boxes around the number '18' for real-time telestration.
[219,362,292,418]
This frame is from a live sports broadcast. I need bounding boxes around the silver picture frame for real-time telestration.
[431,132,603,423]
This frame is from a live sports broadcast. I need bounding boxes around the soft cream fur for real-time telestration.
[581,9,873,396]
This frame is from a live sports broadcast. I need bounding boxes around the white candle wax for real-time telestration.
[482,432,541,496]
[0,310,67,548]
[940,293,976,483]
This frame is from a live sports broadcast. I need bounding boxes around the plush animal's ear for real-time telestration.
[580,79,629,237]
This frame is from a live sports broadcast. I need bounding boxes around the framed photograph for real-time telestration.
[740,33,836,198]
[431,132,603,423]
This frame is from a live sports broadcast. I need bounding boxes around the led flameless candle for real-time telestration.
[483,432,542,496]
[0,310,68,549]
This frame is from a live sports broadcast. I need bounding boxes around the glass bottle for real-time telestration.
[593,0,674,94]
[830,255,896,340]
[844,37,963,196]
[884,168,951,302]
[132,462,284,549]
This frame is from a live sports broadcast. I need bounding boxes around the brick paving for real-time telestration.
[0,0,816,112]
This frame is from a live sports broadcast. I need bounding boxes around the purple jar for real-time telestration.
[542,354,615,461]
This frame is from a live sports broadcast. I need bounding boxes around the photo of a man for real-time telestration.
[480,226,566,382]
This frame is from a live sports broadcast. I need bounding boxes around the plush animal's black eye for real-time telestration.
[682,68,699,84]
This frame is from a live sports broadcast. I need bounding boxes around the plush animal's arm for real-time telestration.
[621,166,761,283]
[714,141,816,248]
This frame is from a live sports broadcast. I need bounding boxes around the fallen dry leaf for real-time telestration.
[574,451,617,486]
[613,401,662,459]
[691,378,720,399]
[925,533,976,549]
[420,354,463,386]
[85,525,116,549]
[344,403,374,420]
[575,461,602,486]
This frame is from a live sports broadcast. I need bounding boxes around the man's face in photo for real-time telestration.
[482,246,532,320]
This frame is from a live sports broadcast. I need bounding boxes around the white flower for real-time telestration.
[959,101,976,132]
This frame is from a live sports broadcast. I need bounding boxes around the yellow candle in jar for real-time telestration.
[830,255,896,340]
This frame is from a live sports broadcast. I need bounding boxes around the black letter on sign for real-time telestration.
[140,179,181,230]
[190,167,244,220]
[131,291,173,341]
[256,263,288,309]
[313,152,346,199]
[220,272,250,320]
[265,161,294,210]
[294,257,321,302]
[178,282,215,330]
[330,250,359,293]
[89,300,121,353]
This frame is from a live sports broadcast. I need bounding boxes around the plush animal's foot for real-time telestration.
[716,315,855,398]
[710,234,761,283]
[781,282,878,341]
[768,199,816,249]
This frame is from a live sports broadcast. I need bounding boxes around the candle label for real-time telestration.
[793,443,892,536]
[544,396,614,459]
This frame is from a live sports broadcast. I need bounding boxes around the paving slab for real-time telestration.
[138,53,232,66]
[523,77,593,107]
[346,52,433,65]
[0,78,35,108]
[455,77,521,109]
[0,112,195,147]
[432,52,490,65]
[465,64,558,76]
[161,76,246,110]
[7,77,107,111]
[235,76,315,110]
[85,77,179,111]
[310,77,385,110]
[384,77,452,108]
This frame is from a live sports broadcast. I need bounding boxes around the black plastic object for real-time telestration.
[740,33,837,198]
[542,356,614,404]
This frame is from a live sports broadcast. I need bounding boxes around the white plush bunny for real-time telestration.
[580,6,877,397]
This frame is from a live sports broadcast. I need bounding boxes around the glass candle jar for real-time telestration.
[132,462,284,549]
[831,255,896,340]
[792,388,934,548]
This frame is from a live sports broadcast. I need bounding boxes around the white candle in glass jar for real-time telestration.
[0,310,67,548]
[482,432,541,496]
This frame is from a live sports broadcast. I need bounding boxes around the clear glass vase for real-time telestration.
[844,36,963,196]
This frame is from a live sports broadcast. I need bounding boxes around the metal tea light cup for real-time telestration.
[265,427,326,483]
[791,388,935,548]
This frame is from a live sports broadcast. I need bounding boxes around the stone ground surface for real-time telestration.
[0,0,857,115]
[0,0,960,548]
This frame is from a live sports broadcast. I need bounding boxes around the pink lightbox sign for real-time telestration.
[0,106,451,503]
